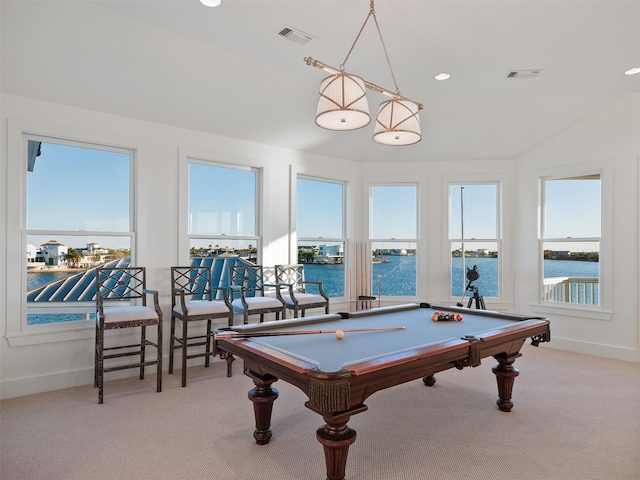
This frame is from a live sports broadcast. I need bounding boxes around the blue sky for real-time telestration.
[297,177,343,238]
[27,142,601,253]
[450,184,497,240]
[28,142,130,232]
[189,163,256,236]
[27,141,131,249]
[545,178,601,238]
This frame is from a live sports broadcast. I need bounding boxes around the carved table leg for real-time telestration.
[492,352,522,412]
[247,373,279,445]
[316,413,357,480]
[422,374,436,386]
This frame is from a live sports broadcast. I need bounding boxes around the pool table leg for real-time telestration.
[316,412,358,480]
[422,374,436,386]
[492,352,522,412]
[247,373,279,445]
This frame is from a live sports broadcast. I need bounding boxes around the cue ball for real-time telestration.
[335,330,344,340]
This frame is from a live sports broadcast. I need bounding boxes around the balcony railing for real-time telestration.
[543,277,599,305]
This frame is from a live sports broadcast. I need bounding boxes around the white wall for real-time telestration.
[1,92,638,400]
[0,94,361,399]
[514,94,640,361]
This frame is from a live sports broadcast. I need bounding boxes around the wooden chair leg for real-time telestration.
[205,319,212,368]
[156,320,162,393]
[181,320,188,388]
[97,326,105,404]
[168,314,176,374]
[140,326,146,380]
[94,324,99,388]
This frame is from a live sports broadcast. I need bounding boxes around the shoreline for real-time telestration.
[27,268,92,273]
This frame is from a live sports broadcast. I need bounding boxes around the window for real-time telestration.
[25,138,133,325]
[187,161,260,262]
[296,177,345,297]
[541,174,601,305]
[449,184,500,301]
[370,185,417,297]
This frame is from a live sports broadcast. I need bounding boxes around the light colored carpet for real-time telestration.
[1,344,639,480]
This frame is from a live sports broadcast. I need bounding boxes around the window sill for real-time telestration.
[530,303,613,321]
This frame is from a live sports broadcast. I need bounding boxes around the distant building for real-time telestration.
[548,250,571,259]
[315,244,344,264]
[39,240,68,267]
[26,244,41,264]
[79,243,109,266]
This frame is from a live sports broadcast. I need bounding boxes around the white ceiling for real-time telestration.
[2,0,639,162]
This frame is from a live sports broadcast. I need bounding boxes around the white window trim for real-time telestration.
[443,176,506,305]
[531,163,613,320]
[295,174,348,299]
[5,119,138,347]
[178,148,264,266]
[292,168,352,301]
[368,182,420,300]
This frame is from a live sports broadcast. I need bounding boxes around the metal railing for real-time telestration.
[543,277,599,305]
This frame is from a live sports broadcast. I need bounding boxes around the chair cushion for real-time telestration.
[232,297,283,312]
[99,306,159,324]
[173,300,230,316]
[282,293,326,306]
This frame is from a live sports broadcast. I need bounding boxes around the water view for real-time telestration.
[27,256,599,298]
[27,270,77,290]
[27,256,599,324]
[304,255,599,299]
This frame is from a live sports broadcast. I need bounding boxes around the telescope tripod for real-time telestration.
[457,281,486,310]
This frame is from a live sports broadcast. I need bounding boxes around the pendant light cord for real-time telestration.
[340,0,401,95]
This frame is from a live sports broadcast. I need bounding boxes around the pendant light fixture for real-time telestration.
[316,72,370,130]
[373,99,421,146]
[305,0,422,145]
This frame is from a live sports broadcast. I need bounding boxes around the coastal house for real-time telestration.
[79,243,110,267]
[39,240,68,267]
[315,244,344,264]
[1,0,638,407]
[26,244,40,266]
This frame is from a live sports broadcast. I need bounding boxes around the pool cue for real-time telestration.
[214,326,406,339]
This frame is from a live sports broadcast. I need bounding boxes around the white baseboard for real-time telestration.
[542,337,639,362]
[0,353,221,400]
[1,367,94,400]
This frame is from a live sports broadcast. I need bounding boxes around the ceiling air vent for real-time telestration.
[277,25,313,45]
[506,69,542,79]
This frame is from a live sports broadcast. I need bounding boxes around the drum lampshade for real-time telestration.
[316,73,370,131]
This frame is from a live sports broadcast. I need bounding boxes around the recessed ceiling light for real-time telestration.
[200,0,221,7]
[624,67,640,75]
[434,72,451,81]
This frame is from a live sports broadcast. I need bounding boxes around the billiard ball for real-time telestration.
[335,330,344,340]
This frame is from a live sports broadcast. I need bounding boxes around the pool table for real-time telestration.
[214,303,550,480]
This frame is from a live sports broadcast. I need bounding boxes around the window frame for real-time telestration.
[178,150,263,266]
[295,175,347,299]
[447,181,502,301]
[368,182,419,299]
[538,168,604,310]
[6,119,138,346]
[530,163,613,320]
